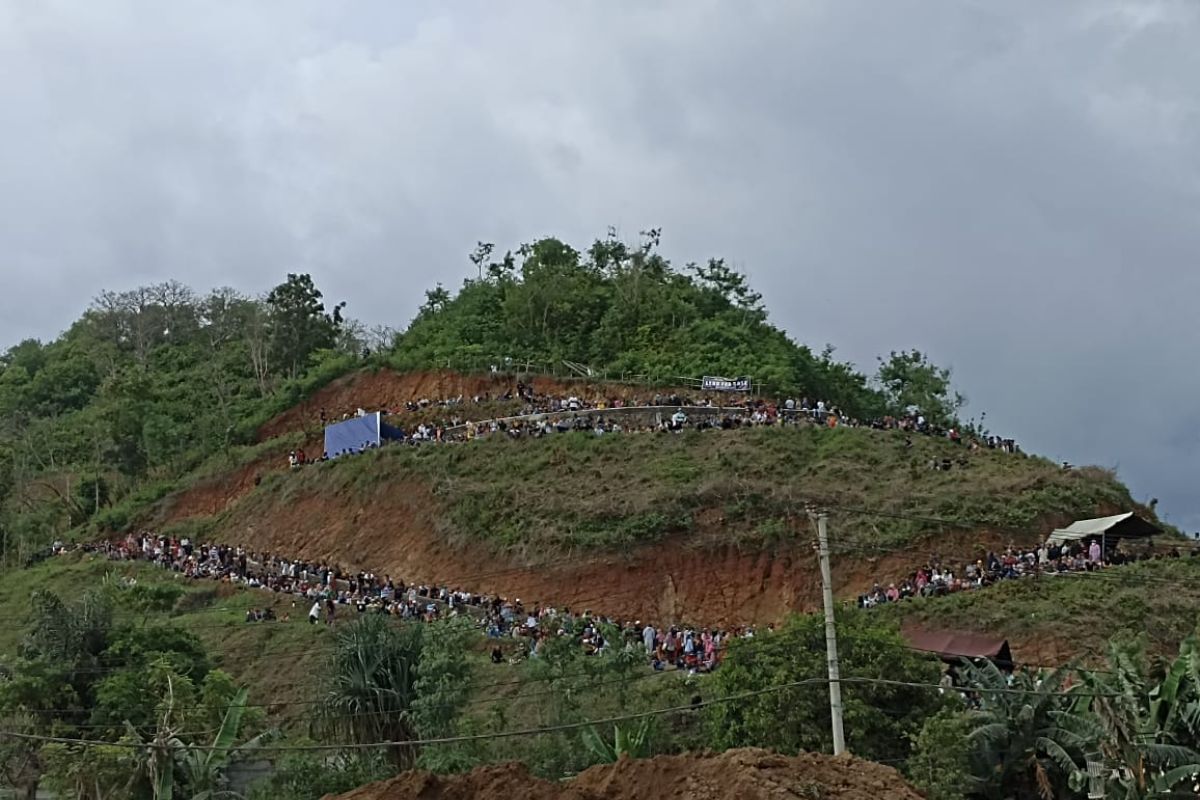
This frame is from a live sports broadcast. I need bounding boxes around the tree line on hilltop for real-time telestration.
[0,229,962,559]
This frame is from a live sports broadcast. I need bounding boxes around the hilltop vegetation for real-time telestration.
[0,229,972,560]
[0,273,364,559]
[393,232,902,420]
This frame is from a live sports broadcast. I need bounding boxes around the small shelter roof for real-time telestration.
[1048,512,1160,544]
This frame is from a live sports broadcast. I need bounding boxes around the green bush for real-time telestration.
[706,610,946,765]
[906,707,972,800]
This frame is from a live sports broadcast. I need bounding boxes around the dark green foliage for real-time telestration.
[411,616,480,772]
[124,583,186,615]
[0,582,260,799]
[247,753,390,800]
[100,624,212,683]
[1071,637,1200,798]
[906,707,973,800]
[705,610,945,765]
[266,273,346,379]
[876,349,965,428]
[961,661,1090,800]
[391,230,893,418]
[0,274,357,559]
[22,588,113,667]
[477,620,661,778]
[318,613,425,767]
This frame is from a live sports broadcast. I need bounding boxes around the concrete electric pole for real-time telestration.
[815,511,847,756]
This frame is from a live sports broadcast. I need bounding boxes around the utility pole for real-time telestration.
[815,511,847,756]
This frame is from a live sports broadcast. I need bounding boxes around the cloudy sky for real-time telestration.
[1,1,1196,530]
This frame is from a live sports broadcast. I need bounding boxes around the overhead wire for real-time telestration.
[0,672,1131,753]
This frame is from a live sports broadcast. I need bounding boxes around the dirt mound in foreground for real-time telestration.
[323,748,924,800]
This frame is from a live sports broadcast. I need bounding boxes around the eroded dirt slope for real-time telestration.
[323,748,924,800]
[188,464,1023,626]
[162,367,659,524]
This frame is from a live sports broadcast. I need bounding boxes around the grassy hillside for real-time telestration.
[213,424,1141,559]
[0,552,331,727]
[881,556,1200,663]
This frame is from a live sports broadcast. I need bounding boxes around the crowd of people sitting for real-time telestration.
[857,537,1193,608]
[77,533,754,674]
[294,380,1021,464]
[64,527,1187,676]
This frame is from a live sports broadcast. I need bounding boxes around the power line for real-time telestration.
[11,661,687,719]
[0,673,1128,753]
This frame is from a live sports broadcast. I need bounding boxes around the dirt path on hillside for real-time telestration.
[257,369,701,442]
[190,464,1024,627]
[157,368,702,527]
[324,748,924,800]
[146,366,1053,637]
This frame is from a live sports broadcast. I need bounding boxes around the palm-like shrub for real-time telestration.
[317,614,425,768]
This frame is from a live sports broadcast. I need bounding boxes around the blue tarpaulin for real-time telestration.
[323,412,404,459]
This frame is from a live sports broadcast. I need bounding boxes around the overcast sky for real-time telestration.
[1,0,1196,530]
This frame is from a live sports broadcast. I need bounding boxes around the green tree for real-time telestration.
[906,706,973,800]
[392,229,892,417]
[318,614,424,768]
[875,349,964,427]
[706,610,944,765]
[495,619,649,778]
[411,616,480,771]
[23,588,108,658]
[39,739,136,800]
[266,273,345,379]
[90,626,212,735]
[0,713,46,800]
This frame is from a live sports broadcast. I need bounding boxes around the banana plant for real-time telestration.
[175,687,269,800]
[1148,635,1200,741]
[960,659,1093,800]
[1073,638,1200,799]
[123,682,267,799]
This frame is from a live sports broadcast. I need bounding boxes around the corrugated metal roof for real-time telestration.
[904,628,1011,660]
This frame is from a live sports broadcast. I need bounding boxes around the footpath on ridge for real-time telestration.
[321,748,924,800]
[144,367,1152,638]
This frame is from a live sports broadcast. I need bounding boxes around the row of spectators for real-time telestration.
[79,533,755,674]
[300,384,1020,464]
[857,538,1192,608]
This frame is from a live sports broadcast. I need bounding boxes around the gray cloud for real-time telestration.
[2,0,1197,530]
